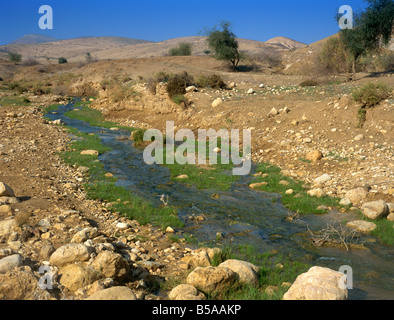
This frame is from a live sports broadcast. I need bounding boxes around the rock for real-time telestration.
[313,174,331,185]
[0,182,15,197]
[283,266,348,300]
[212,98,223,108]
[39,244,55,261]
[268,108,279,117]
[175,174,188,179]
[85,286,137,300]
[49,243,94,267]
[259,83,265,88]
[115,222,129,229]
[346,220,377,233]
[303,138,312,143]
[247,88,254,94]
[165,226,175,233]
[354,134,364,141]
[0,254,23,274]
[339,198,352,206]
[52,119,66,125]
[0,269,54,300]
[345,188,368,205]
[228,82,236,89]
[361,200,389,220]
[218,259,259,287]
[104,172,114,178]
[186,86,197,93]
[91,251,129,281]
[71,227,99,243]
[386,202,394,213]
[0,218,15,237]
[387,212,394,222]
[168,284,205,300]
[305,150,323,162]
[285,189,294,195]
[80,150,99,156]
[249,182,268,189]
[0,205,12,215]
[181,250,211,268]
[186,266,236,295]
[59,264,98,292]
[307,188,325,198]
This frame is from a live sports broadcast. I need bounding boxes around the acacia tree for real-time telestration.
[339,0,394,80]
[205,21,241,71]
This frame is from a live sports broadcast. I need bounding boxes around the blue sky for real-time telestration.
[0,0,368,45]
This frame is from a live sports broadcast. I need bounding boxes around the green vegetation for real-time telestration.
[58,57,68,64]
[161,139,240,191]
[8,52,22,64]
[0,95,31,107]
[56,121,183,230]
[251,163,340,215]
[169,43,192,56]
[208,245,311,300]
[338,0,394,80]
[64,104,133,131]
[319,37,353,74]
[205,21,241,70]
[166,71,194,98]
[352,82,390,127]
[299,79,319,87]
[195,74,227,89]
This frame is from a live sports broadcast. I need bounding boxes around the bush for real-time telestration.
[352,82,390,107]
[172,94,187,105]
[319,37,353,74]
[169,43,192,56]
[166,71,194,98]
[299,79,319,87]
[21,57,40,67]
[195,74,226,89]
[8,52,22,64]
[58,57,68,64]
[252,48,283,68]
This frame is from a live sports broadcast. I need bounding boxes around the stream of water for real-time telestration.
[46,101,394,300]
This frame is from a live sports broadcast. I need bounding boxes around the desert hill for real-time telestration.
[9,34,58,44]
[0,34,306,63]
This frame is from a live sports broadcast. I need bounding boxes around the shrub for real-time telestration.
[169,43,192,56]
[8,52,22,64]
[319,37,353,74]
[299,79,319,87]
[172,94,187,105]
[195,74,226,89]
[21,57,40,66]
[252,48,283,69]
[352,82,390,107]
[58,57,68,64]
[166,71,194,98]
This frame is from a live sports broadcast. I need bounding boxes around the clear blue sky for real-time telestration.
[0,0,368,45]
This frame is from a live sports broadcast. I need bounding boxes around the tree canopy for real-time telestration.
[205,21,241,70]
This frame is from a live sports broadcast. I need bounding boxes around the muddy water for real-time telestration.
[46,101,394,300]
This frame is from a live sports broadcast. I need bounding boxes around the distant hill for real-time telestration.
[0,35,307,62]
[10,34,58,44]
[265,37,306,50]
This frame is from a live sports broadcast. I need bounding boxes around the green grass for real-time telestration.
[208,244,311,300]
[65,105,133,132]
[0,95,31,107]
[251,163,340,215]
[370,219,394,246]
[57,124,183,230]
[159,139,240,191]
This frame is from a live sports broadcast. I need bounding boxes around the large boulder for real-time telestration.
[0,254,23,274]
[283,266,348,300]
[186,266,236,295]
[85,286,137,300]
[0,182,15,197]
[218,259,259,287]
[346,220,377,233]
[49,243,94,267]
[361,200,389,220]
[59,263,98,292]
[168,284,205,300]
[0,269,54,300]
[345,188,368,205]
[91,251,129,281]
[0,219,16,238]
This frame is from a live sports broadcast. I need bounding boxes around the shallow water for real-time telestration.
[46,101,394,300]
